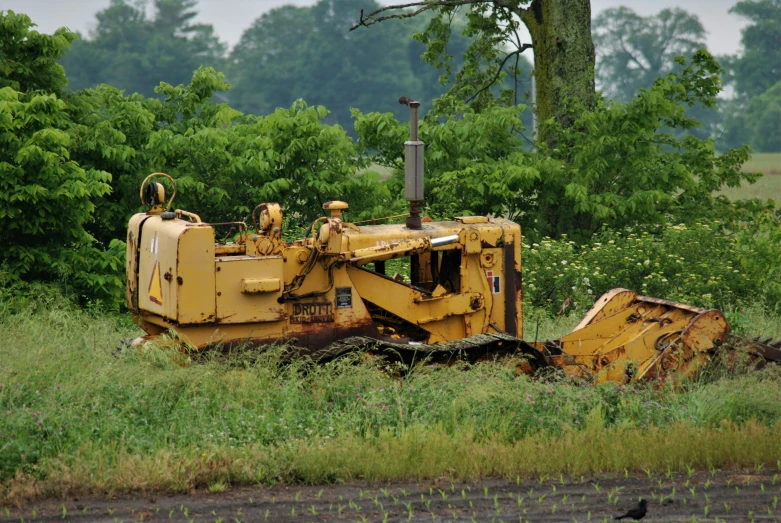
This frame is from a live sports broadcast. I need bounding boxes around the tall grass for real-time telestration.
[2,300,781,503]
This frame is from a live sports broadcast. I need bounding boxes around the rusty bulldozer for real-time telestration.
[125,98,781,383]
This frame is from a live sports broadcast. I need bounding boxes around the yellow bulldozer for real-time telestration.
[124,98,781,383]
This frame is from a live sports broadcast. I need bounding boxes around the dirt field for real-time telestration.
[4,469,781,522]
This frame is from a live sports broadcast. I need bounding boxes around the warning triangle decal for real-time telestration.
[148,262,163,305]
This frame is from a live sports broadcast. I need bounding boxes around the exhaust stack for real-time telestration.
[400,96,424,230]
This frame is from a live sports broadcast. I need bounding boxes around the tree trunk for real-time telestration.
[521,0,595,139]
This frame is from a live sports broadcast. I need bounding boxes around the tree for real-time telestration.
[0,11,124,306]
[147,67,390,225]
[352,0,594,141]
[353,51,755,240]
[60,0,225,98]
[722,80,781,152]
[592,7,706,101]
[228,0,469,130]
[727,0,781,99]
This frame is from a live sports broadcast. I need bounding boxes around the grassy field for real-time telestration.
[2,298,781,504]
[716,152,781,202]
[742,152,781,176]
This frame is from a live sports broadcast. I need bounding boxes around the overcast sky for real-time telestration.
[4,0,747,58]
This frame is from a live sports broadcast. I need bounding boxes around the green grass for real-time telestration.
[720,173,781,202]
[742,153,781,176]
[719,152,781,202]
[2,297,781,503]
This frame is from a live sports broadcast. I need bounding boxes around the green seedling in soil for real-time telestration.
[516,476,521,485]
[560,474,566,485]
[380,488,389,498]
[762,484,766,492]
[552,503,557,513]
[537,494,547,504]
[61,506,66,519]
[517,496,525,507]
[290,507,295,517]
[451,482,455,493]
[727,479,733,486]
[309,506,317,515]
[756,464,765,473]
[705,479,711,489]
[581,495,586,502]
[724,503,731,513]
[593,483,601,493]
[538,474,549,486]
[774,496,779,509]
[493,494,499,508]
[562,494,569,503]
[644,468,652,478]
[168,509,173,518]
[438,489,448,499]
[360,489,369,499]
[399,489,409,497]
[687,465,695,478]
[657,478,663,488]
[462,490,467,500]
[690,487,697,498]
[704,505,710,517]
[337,505,345,515]
[705,493,710,504]
[768,507,773,516]
[552,484,558,494]
[484,487,489,497]
[317,489,323,500]
[424,499,431,509]
[774,475,779,485]
[666,466,673,479]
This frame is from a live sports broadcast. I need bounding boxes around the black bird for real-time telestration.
[614,499,647,520]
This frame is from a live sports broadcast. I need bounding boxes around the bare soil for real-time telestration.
[3,469,781,522]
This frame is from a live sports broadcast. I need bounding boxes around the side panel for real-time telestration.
[215,256,285,324]
[138,220,180,320]
[177,227,216,324]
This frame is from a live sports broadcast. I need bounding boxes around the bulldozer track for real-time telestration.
[312,333,549,370]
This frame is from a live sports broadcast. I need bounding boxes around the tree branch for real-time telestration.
[464,44,533,104]
[350,0,524,31]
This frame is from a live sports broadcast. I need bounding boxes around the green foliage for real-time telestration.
[0,11,76,94]
[727,0,781,99]
[523,221,778,316]
[59,0,225,98]
[722,81,781,153]
[0,12,127,310]
[355,52,756,240]
[228,0,469,131]
[147,67,394,225]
